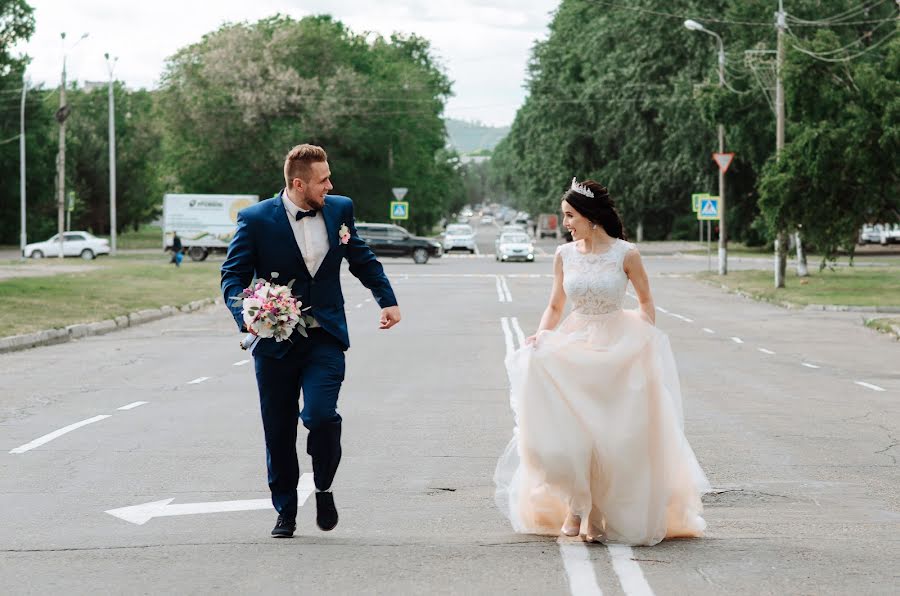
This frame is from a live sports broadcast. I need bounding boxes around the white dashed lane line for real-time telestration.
[187,377,210,385]
[757,348,776,355]
[855,381,886,392]
[233,360,250,367]
[9,415,112,454]
[117,402,148,411]
[730,337,744,344]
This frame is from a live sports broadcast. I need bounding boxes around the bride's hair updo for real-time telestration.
[562,180,628,240]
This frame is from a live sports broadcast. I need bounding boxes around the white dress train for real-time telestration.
[494,239,710,546]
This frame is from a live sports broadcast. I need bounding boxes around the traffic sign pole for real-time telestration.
[712,152,734,276]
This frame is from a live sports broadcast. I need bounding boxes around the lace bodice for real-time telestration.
[559,239,635,315]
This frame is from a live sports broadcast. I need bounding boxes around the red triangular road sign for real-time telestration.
[713,152,735,173]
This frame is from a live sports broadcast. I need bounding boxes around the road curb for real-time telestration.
[0,297,220,355]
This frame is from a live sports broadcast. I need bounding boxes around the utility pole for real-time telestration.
[774,1,788,288]
[19,77,27,259]
[106,53,118,255]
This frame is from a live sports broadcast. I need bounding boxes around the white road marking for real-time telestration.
[355,303,364,309]
[365,298,372,303]
[474,243,481,256]
[500,317,515,360]
[9,415,112,454]
[731,337,744,344]
[656,307,669,314]
[801,363,820,369]
[232,360,250,367]
[500,276,513,302]
[670,314,694,323]
[758,348,776,355]
[496,276,507,303]
[187,377,210,385]
[702,328,715,334]
[107,474,315,525]
[608,544,655,596]
[510,317,526,348]
[558,539,603,595]
[117,402,148,411]
[855,381,886,392]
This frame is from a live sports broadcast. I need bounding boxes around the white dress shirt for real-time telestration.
[282,191,330,277]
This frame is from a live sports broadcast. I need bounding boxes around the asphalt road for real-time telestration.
[1,223,897,595]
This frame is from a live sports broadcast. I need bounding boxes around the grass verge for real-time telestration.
[0,256,221,336]
[695,266,900,308]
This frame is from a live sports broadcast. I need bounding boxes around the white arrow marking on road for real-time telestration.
[855,381,886,392]
[10,415,111,454]
[187,377,210,385]
[106,473,315,525]
[118,402,148,411]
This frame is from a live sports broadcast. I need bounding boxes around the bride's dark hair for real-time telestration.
[562,180,627,240]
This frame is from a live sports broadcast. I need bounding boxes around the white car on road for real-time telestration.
[496,232,535,262]
[24,231,110,260]
[442,224,477,253]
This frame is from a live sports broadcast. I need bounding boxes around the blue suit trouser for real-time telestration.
[253,328,345,517]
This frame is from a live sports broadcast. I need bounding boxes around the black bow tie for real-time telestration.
[295,209,318,221]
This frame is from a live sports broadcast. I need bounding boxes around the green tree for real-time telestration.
[157,15,458,235]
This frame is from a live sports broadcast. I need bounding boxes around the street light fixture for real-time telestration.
[684,19,728,275]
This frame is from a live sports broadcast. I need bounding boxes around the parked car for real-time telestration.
[859,223,900,245]
[23,231,110,260]
[480,215,494,225]
[496,232,535,262]
[355,223,442,264]
[442,224,477,253]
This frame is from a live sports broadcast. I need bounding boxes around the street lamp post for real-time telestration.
[19,75,27,260]
[685,19,728,276]
[55,32,88,259]
[105,53,118,255]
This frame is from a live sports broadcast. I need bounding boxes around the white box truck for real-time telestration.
[163,194,259,261]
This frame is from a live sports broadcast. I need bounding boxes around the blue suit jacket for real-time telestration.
[221,192,397,358]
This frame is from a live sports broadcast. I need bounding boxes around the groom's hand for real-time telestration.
[379,306,401,329]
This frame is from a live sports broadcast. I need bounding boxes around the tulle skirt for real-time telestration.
[494,309,710,546]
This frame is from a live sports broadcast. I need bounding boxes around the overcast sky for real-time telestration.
[13,0,559,127]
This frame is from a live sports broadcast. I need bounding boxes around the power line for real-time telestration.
[790,28,897,61]
[787,16,895,56]
[786,0,888,25]
[592,1,773,26]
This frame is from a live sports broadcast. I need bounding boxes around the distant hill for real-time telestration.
[445,118,510,154]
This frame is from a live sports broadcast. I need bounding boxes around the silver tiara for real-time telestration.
[570,177,594,198]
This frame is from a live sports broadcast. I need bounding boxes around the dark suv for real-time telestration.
[355,223,443,264]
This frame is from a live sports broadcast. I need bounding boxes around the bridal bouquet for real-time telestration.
[230,273,310,343]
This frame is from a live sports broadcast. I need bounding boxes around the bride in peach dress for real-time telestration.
[494,179,710,546]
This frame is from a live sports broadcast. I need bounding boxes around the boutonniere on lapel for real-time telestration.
[338,223,351,245]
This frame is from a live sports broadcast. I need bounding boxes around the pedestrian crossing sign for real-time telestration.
[691,193,709,213]
[390,201,409,220]
[697,197,720,220]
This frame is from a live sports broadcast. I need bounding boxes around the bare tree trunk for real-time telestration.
[795,230,809,277]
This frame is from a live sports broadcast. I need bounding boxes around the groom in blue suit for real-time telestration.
[221,144,401,537]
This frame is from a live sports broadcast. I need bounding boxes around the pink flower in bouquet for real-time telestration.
[339,223,350,245]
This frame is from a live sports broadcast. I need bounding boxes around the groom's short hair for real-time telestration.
[284,144,328,186]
